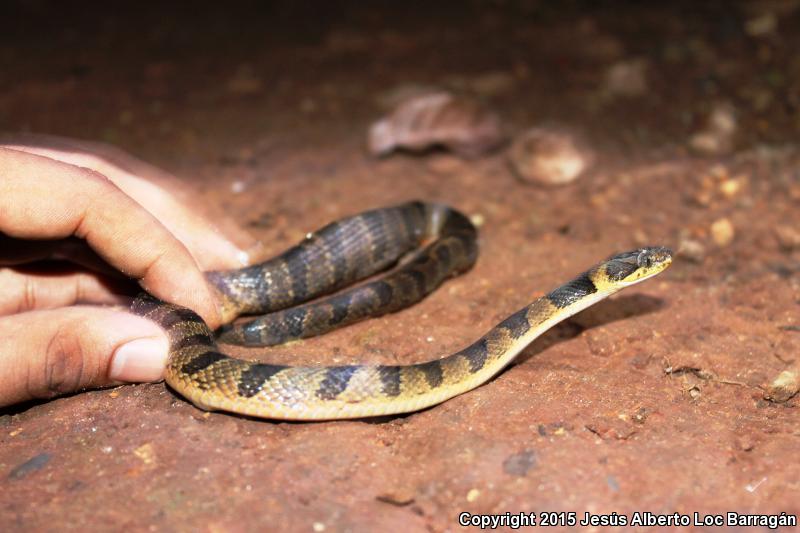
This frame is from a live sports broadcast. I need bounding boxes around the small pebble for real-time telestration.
[775,225,800,251]
[603,58,648,97]
[466,488,480,502]
[678,237,706,262]
[690,133,725,154]
[707,104,737,137]
[765,370,799,403]
[312,522,326,532]
[745,12,777,36]
[689,103,737,155]
[710,218,735,247]
[719,177,744,198]
[631,407,648,424]
[133,443,155,465]
[508,127,591,186]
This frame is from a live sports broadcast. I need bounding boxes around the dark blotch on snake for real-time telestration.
[497,308,530,339]
[404,269,428,295]
[370,213,390,262]
[237,363,289,398]
[435,243,451,268]
[605,260,638,281]
[547,272,597,309]
[400,204,422,241]
[287,249,309,302]
[316,366,359,400]
[181,351,226,375]
[161,307,204,329]
[173,333,216,351]
[328,294,352,326]
[378,366,402,397]
[326,225,349,286]
[131,294,162,315]
[417,360,444,388]
[250,267,272,310]
[460,339,489,373]
[372,281,394,307]
[242,322,268,345]
[284,306,308,338]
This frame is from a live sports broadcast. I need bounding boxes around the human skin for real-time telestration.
[0,137,258,407]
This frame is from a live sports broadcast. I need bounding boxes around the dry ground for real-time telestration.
[1,2,798,531]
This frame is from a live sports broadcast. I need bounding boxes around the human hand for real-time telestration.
[0,136,258,407]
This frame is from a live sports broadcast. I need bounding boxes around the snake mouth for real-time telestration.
[629,247,673,285]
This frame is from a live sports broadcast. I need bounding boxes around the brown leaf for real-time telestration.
[368,91,506,158]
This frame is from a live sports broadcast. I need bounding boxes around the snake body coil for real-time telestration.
[132,201,672,420]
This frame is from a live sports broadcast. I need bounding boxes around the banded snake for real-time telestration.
[133,201,672,420]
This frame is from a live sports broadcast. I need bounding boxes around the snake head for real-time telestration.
[603,246,673,286]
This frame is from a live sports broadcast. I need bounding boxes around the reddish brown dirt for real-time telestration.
[1,2,799,532]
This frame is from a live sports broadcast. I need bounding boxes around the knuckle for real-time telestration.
[22,275,37,312]
[34,321,87,398]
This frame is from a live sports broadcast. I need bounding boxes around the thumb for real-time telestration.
[0,307,169,407]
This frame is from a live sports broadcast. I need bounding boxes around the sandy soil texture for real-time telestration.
[1,2,798,531]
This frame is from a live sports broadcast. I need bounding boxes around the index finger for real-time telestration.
[0,147,221,327]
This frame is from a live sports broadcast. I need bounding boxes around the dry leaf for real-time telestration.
[368,91,506,158]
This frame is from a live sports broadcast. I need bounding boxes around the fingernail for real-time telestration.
[110,337,169,382]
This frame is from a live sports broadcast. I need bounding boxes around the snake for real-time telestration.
[131,201,672,420]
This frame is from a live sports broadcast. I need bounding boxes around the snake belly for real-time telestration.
[132,201,672,420]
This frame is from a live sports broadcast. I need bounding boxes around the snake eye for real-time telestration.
[636,247,675,269]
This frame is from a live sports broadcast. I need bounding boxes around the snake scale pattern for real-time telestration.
[132,201,672,420]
